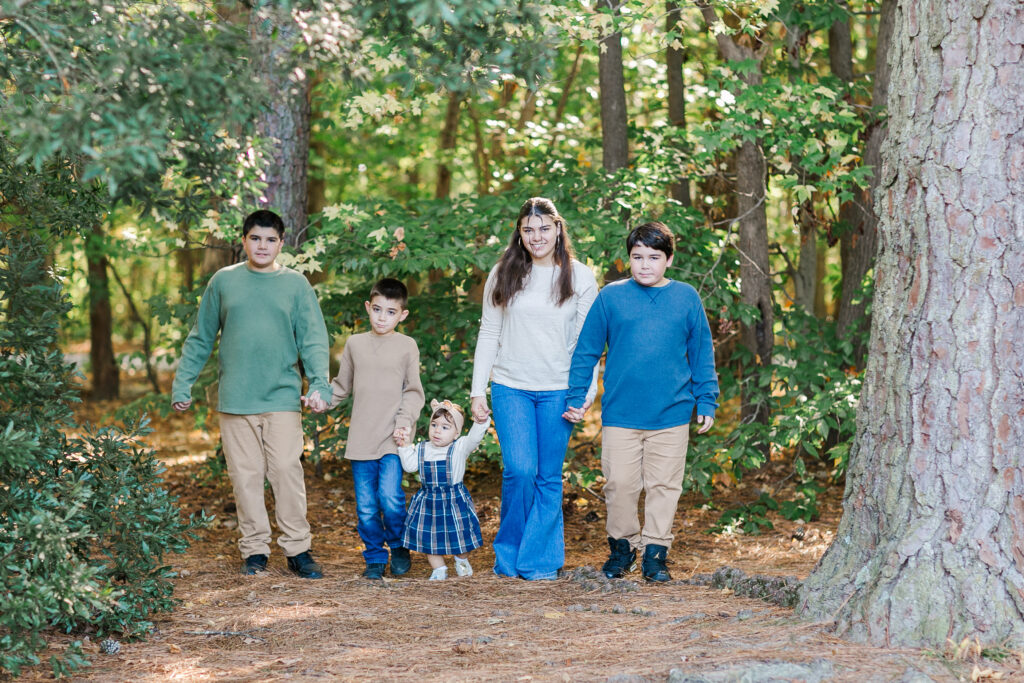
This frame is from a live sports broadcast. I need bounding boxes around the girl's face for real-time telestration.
[428,415,458,447]
[518,214,559,266]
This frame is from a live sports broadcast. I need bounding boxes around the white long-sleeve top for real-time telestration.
[398,419,491,484]
[471,260,599,401]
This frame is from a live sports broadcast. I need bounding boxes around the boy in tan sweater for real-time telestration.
[323,278,425,579]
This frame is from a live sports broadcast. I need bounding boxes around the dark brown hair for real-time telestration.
[490,197,575,307]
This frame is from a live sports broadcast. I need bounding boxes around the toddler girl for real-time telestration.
[397,399,489,580]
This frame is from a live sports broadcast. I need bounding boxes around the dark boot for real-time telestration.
[601,537,636,579]
[286,551,323,579]
[241,553,268,575]
[390,547,411,576]
[642,544,671,582]
[362,563,386,580]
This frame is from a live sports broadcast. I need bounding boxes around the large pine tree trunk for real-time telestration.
[250,8,311,247]
[835,0,895,365]
[799,0,1024,647]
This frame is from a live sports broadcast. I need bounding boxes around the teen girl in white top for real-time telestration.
[470,197,597,580]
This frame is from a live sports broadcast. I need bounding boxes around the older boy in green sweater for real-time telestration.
[172,210,330,579]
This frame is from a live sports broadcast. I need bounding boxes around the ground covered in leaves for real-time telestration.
[19,389,1020,682]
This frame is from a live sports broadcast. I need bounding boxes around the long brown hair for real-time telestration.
[490,197,576,307]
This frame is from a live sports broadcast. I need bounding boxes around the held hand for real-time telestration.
[301,390,328,413]
[393,426,410,446]
[561,405,586,423]
[696,414,715,434]
[172,400,192,412]
[470,396,491,423]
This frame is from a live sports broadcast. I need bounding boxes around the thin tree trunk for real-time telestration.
[793,201,819,313]
[695,0,773,431]
[598,0,629,172]
[800,0,1024,647]
[835,0,894,365]
[467,102,490,195]
[666,1,691,206]
[435,92,462,199]
[109,264,160,394]
[250,8,311,246]
[86,223,118,400]
[546,45,585,155]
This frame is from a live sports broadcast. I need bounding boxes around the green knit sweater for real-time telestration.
[172,263,331,414]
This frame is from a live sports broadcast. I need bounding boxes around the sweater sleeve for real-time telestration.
[571,264,601,405]
[394,342,425,433]
[687,292,720,417]
[171,278,221,404]
[398,444,419,473]
[328,341,354,409]
[566,291,607,410]
[294,283,332,399]
[449,418,490,484]
[471,267,502,398]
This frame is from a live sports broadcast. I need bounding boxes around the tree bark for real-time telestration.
[598,0,629,172]
[435,92,462,199]
[793,201,819,314]
[250,8,311,247]
[835,0,895,365]
[86,223,119,400]
[666,1,691,206]
[799,0,1024,648]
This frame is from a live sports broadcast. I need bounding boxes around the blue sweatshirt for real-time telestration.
[566,278,719,430]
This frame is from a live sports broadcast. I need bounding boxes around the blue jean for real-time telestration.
[490,383,573,580]
[351,454,406,564]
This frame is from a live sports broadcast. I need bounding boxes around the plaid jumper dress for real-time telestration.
[401,441,483,555]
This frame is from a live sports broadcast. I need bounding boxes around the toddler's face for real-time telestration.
[428,416,458,448]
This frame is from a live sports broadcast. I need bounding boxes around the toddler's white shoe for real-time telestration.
[454,556,473,577]
[429,566,448,581]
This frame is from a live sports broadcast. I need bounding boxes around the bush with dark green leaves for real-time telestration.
[0,231,205,677]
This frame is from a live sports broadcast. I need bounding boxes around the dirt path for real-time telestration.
[22,407,1013,682]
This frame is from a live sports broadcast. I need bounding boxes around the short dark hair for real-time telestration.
[242,210,285,237]
[369,278,409,309]
[627,221,674,258]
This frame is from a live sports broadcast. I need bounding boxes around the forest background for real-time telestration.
[4,0,1020,678]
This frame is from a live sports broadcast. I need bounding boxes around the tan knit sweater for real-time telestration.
[328,332,425,460]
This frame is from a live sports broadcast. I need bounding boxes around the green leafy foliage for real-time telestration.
[707,492,779,536]
[0,229,203,676]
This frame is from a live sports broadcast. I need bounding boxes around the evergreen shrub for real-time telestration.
[0,231,205,677]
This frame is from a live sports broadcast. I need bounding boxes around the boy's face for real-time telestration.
[243,226,284,272]
[364,295,408,336]
[629,243,673,287]
[428,416,458,448]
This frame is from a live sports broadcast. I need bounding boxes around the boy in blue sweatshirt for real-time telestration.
[563,221,719,582]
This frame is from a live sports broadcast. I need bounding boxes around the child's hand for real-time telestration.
[695,415,715,434]
[393,426,410,446]
[470,396,491,423]
[301,390,328,413]
[172,400,192,412]
[561,405,586,423]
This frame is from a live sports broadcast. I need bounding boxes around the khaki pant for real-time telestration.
[602,424,689,550]
[219,411,311,558]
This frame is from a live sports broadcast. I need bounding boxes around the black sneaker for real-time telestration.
[362,562,386,580]
[601,537,636,579]
[641,544,671,582]
[241,554,268,575]
[286,551,323,579]
[390,547,411,576]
